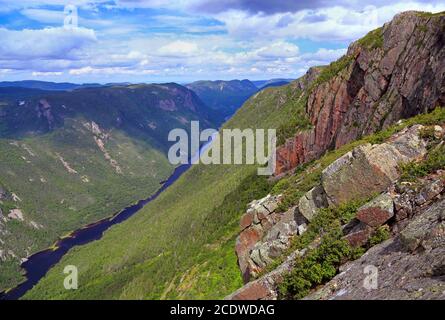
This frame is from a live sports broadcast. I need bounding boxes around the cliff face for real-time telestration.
[276,11,445,175]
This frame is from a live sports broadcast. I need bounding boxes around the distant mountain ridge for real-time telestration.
[252,78,294,89]
[186,79,259,121]
[0,80,103,91]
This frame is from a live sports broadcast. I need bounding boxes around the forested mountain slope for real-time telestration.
[24,11,445,300]
[0,83,217,291]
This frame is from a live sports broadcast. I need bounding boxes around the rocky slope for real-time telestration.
[228,122,445,300]
[275,11,445,175]
[226,12,445,300]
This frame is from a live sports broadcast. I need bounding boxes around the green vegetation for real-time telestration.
[186,80,258,122]
[308,55,354,93]
[356,27,384,50]
[400,143,445,181]
[416,11,445,18]
[260,199,367,277]
[279,231,363,300]
[278,200,367,300]
[23,79,297,300]
[0,83,219,291]
[276,86,312,145]
[369,225,391,247]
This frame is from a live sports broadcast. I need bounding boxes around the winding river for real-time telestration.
[0,137,215,300]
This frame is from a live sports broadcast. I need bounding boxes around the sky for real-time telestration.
[0,0,444,84]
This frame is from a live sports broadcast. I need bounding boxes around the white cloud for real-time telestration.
[212,2,445,41]
[0,27,96,60]
[302,48,347,62]
[2,1,444,82]
[158,40,200,57]
[32,71,63,76]
[255,41,299,59]
[20,8,65,24]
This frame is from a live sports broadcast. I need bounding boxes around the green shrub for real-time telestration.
[308,55,353,94]
[419,126,437,141]
[357,27,384,50]
[369,225,391,247]
[279,228,364,300]
[400,144,445,181]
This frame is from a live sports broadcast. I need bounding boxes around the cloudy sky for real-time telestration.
[0,0,444,83]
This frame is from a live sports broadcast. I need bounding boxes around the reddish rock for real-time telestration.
[275,12,445,175]
[236,225,264,283]
[226,279,270,300]
[240,211,255,230]
[236,226,263,257]
[356,193,394,227]
[357,207,393,227]
[344,223,374,247]
[256,207,269,221]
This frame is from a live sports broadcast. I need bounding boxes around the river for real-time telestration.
[0,137,214,300]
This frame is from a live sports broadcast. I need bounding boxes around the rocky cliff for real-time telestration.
[228,122,445,300]
[227,11,445,300]
[275,11,445,175]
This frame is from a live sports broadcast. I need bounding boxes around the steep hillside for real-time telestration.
[275,11,445,175]
[24,11,445,300]
[0,83,217,291]
[228,114,445,300]
[23,81,306,300]
[186,79,258,121]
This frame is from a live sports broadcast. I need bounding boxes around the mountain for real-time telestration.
[274,10,445,175]
[186,79,258,121]
[0,81,103,91]
[252,79,294,89]
[18,11,445,300]
[0,83,219,291]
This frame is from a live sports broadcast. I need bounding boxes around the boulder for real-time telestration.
[225,279,272,300]
[356,193,394,227]
[400,198,445,252]
[322,126,427,206]
[414,179,444,206]
[236,225,263,282]
[8,209,24,221]
[306,199,445,300]
[235,194,284,283]
[240,209,256,230]
[297,185,328,221]
[343,222,374,247]
[226,251,301,300]
[434,125,443,139]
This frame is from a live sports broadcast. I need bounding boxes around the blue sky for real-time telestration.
[0,0,444,83]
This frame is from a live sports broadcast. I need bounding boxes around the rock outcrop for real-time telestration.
[229,123,444,300]
[321,125,427,206]
[234,124,429,286]
[275,11,445,175]
[306,197,445,300]
[235,194,290,282]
